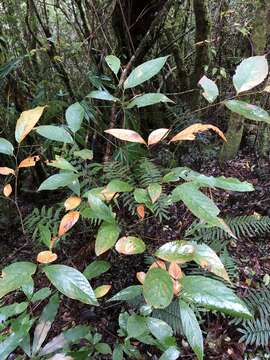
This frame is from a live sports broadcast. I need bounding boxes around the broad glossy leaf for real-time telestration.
[88,90,119,102]
[65,102,85,133]
[38,172,78,191]
[44,265,98,305]
[115,236,146,255]
[3,184,12,197]
[106,179,133,192]
[193,243,229,281]
[58,211,80,237]
[159,347,180,360]
[233,55,268,93]
[31,287,52,302]
[127,315,148,338]
[147,317,173,341]
[143,268,173,309]
[36,125,74,143]
[108,285,142,302]
[19,155,40,168]
[134,188,151,204]
[199,75,219,103]
[47,156,77,172]
[94,285,112,298]
[37,251,58,264]
[64,196,81,211]
[15,106,46,143]
[172,183,220,224]
[104,129,146,145]
[83,260,111,280]
[225,100,270,124]
[124,56,169,89]
[88,194,115,223]
[180,276,253,318]
[105,55,121,76]
[127,93,173,108]
[155,241,195,263]
[0,302,28,322]
[0,138,14,156]
[148,128,169,145]
[0,167,15,175]
[74,149,93,160]
[179,300,203,360]
[170,123,226,142]
[95,222,120,256]
[148,183,162,203]
[0,262,37,299]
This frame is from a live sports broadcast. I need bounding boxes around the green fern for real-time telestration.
[136,158,162,187]
[153,300,183,335]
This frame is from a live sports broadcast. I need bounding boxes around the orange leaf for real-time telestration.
[170,123,226,142]
[148,128,169,146]
[149,260,166,270]
[0,167,15,176]
[94,284,112,298]
[168,262,183,280]
[136,204,145,219]
[3,184,12,197]
[64,196,81,211]
[173,279,182,296]
[37,250,57,264]
[58,211,80,237]
[136,271,146,284]
[19,155,40,168]
[104,129,146,145]
[15,106,46,143]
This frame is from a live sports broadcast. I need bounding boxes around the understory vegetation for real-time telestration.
[1,1,270,359]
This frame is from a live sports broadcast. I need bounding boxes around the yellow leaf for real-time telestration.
[170,123,226,142]
[15,106,46,143]
[94,284,112,298]
[104,129,146,145]
[0,167,15,176]
[101,188,117,202]
[3,184,12,197]
[136,271,146,284]
[168,262,183,280]
[263,85,270,92]
[64,196,81,211]
[149,260,166,270]
[148,128,169,146]
[18,155,40,168]
[58,211,80,237]
[37,250,57,264]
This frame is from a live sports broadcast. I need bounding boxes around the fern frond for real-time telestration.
[136,158,162,187]
[153,300,183,335]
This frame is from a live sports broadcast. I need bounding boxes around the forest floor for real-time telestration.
[1,149,270,360]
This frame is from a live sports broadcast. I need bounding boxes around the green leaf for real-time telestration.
[65,102,85,133]
[32,294,59,354]
[124,56,169,89]
[127,315,148,338]
[44,265,98,305]
[113,344,123,360]
[106,179,133,192]
[95,342,112,355]
[179,300,203,360]
[143,268,173,309]
[233,55,268,94]
[83,260,111,280]
[198,75,219,103]
[95,222,121,256]
[88,194,115,223]
[147,317,173,341]
[134,188,151,204]
[31,287,52,303]
[38,224,51,248]
[38,172,78,191]
[148,183,162,203]
[193,243,229,281]
[127,93,174,108]
[108,285,142,302]
[47,156,77,172]
[0,262,37,299]
[0,302,28,322]
[172,183,221,224]
[74,149,93,160]
[0,138,14,156]
[88,90,119,102]
[180,276,253,318]
[36,125,74,143]
[159,347,180,360]
[105,55,121,76]
[155,241,195,263]
[225,100,270,124]
[115,236,146,255]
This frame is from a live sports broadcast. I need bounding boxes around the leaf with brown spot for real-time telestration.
[58,211,80,237]
[15,106,46,143]
[0,167,15,176]
[136,204,145,219]
[115,236,146,255]
[37,251,57,264]
[64,196,81,211]
[149,260,166,270]
[104,129,146,145]
[136,272,146,284]
[170,123,226,142]
[19,155,40,168]
[94,285,112,298]
[3,184,12,197]
[147,128,169,146]
[168,262,182,280]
